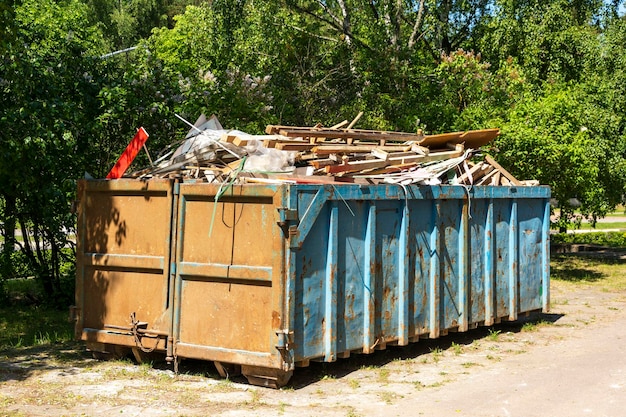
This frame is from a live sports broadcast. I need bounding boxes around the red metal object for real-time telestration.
[106,127,149,179]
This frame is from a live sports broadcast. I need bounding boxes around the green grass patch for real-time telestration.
[575,222,626,230]
[551,255,626,291]
[0,304,74,349]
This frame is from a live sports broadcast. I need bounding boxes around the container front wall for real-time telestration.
[75,179,175,350]
[285,185,550,363]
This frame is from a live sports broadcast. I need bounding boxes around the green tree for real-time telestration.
[0,0,107,303]
[495,84,626,230]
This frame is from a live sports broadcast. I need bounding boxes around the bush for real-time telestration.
[551,232,626,248]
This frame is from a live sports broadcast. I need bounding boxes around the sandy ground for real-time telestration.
[1,278,625,417]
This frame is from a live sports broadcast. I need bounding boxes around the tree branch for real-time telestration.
[369,0,379,20]
[315,0,343,27]
[279,21,340,43]
[337,0,351,46]
[285,2,374,52]
[408,0,426,49]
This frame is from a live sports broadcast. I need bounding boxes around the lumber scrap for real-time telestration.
[312,144,412,155]
[126,115,535,187]
[265,125,423,143]
[484,155,522,186]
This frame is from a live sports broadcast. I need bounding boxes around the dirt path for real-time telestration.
[1,279,625,417]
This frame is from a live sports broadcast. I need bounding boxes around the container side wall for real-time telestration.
[375,200,402,344]
[409,199,434,338]
[289,185,550,364]
[438,199,463,330]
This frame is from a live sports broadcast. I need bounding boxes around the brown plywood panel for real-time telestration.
[459,129,500,148]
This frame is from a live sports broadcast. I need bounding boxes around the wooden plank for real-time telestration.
[347,111,363,129]
[274,143,316,151]
[265,125,423,142]
[309,158,337,169]
[417,131,464,148]
[388,149,463,165]
[476,168,499,185]
[491,171,502,185]
[417,128,500,149]
[324,159,388,174]
[330,120,348,129]
[484,155,522,186]
[459,129,500,148]
[312,144,411,155]
[410,144,430,155]
[456,162,493,184]
[384,151,419,159]
[353,163,418,176]
[371,148,389,161]
[222,133,291,148]
[323,149,464,175]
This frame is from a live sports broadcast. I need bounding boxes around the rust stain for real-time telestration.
[272,311,281,328]
[383,286,391,299]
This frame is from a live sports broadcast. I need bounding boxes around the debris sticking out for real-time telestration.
[123,114,535,186]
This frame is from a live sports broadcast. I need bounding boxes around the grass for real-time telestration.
[450,342,463,355]
[486,328,501,341]
[521,320,551,332]
[575,222,626,230]
[0,305,74,350]
[429,347,443,363]
[551,255,626,291]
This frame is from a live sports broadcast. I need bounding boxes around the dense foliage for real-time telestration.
[2,0,626,301]
[552,232,626,248]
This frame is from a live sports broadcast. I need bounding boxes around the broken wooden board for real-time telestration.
[311,144,412,155]
[484,155,522,186]
[459,129,500,149]
[323,149,464,175]
[417,128,500,149]
[265,125,423,143]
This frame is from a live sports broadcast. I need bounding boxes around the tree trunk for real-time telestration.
[1,193,16,279]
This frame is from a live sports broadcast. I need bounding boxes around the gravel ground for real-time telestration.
[1,277,625,417]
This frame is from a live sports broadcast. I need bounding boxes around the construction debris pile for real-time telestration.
[126,114,538,186]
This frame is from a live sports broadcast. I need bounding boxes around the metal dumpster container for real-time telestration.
[74,180,550,387]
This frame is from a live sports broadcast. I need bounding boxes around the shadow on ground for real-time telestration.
[551,253,626,282]
[0,341,93,383]
[0,311,564,390]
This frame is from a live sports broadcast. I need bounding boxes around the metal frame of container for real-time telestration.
[74,179,550,387]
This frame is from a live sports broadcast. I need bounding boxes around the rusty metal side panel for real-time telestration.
[75,179,175,348]
[172,184,287,369]
[286,185,550,363]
